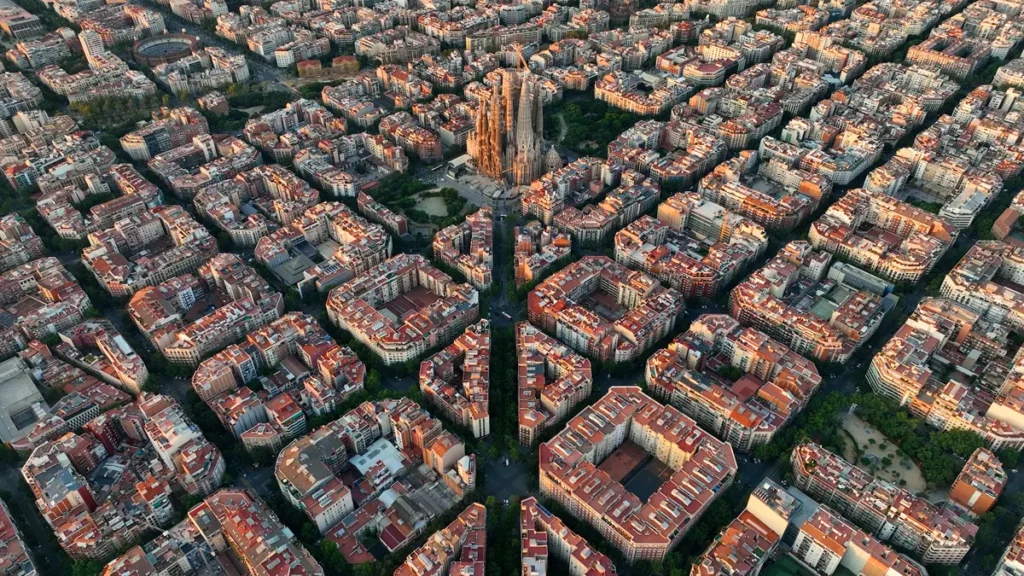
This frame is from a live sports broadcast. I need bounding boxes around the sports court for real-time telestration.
[597,440,648,482]
[380,286,441,321]
[597,440,676,503]
[584,290,628,322]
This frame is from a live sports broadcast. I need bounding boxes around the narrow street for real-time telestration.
[0,465,68,575]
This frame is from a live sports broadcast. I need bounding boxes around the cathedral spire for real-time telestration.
[469,70,545,185]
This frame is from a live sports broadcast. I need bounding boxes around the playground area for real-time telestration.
[414,195,448,217]
[841,413,927,495]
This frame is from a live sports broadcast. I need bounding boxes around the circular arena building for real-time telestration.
[132,34,199,67]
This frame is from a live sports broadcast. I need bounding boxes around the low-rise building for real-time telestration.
[527,255,684,363]
[792,442,976,564]
[326,254,479,365]
[647,314,822,451]
[730,242,895,364]
[433,206,493,290]
[420,320,490,438]
[539,386,737,563]
[809,188,958,284]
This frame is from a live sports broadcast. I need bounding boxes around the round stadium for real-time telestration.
[132,34,199,67]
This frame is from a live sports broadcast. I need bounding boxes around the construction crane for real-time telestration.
[513,43,529,72]
[501,161,516,189]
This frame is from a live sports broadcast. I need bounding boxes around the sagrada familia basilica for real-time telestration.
[467,68,546,186]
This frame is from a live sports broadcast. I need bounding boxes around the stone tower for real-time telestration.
[544,146,563,174]
[467,70,545,185]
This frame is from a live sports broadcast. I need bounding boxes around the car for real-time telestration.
[505,458,510,467]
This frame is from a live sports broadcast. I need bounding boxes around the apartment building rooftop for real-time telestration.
[276,397,471,538]
[527,255,685,363]
[420,319,490,439]
[119,107,209,162]
[995,519,1024,576]
[81,205,219,297]
[187,489,323,576]
[552,170,661,247]
[126,253,283,367]
[607,120,728,194]
[673,80,785,152]
[515,321,592,446]
[730,242,894,364]
[36,163,162,242]
[433,206,494,291]
[3,129,117,193]
[615,193,767,299]
[646,314,822,451]
[793,505,927,576]
[326,253,479,365]
[868,293,1024,451]
[394,502,486,576]
[513,220,571,287]
[792,441,977,564]
[692,510,779,576]
[866,84,1022,228]
[147,134,262,199]
[0,257,91,358]
[0,214,44,275]
[809,188,958,284]
[949,447,1006,515]
[520,496,616,576]
[699,150,832,232]
[539,386,737,563]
